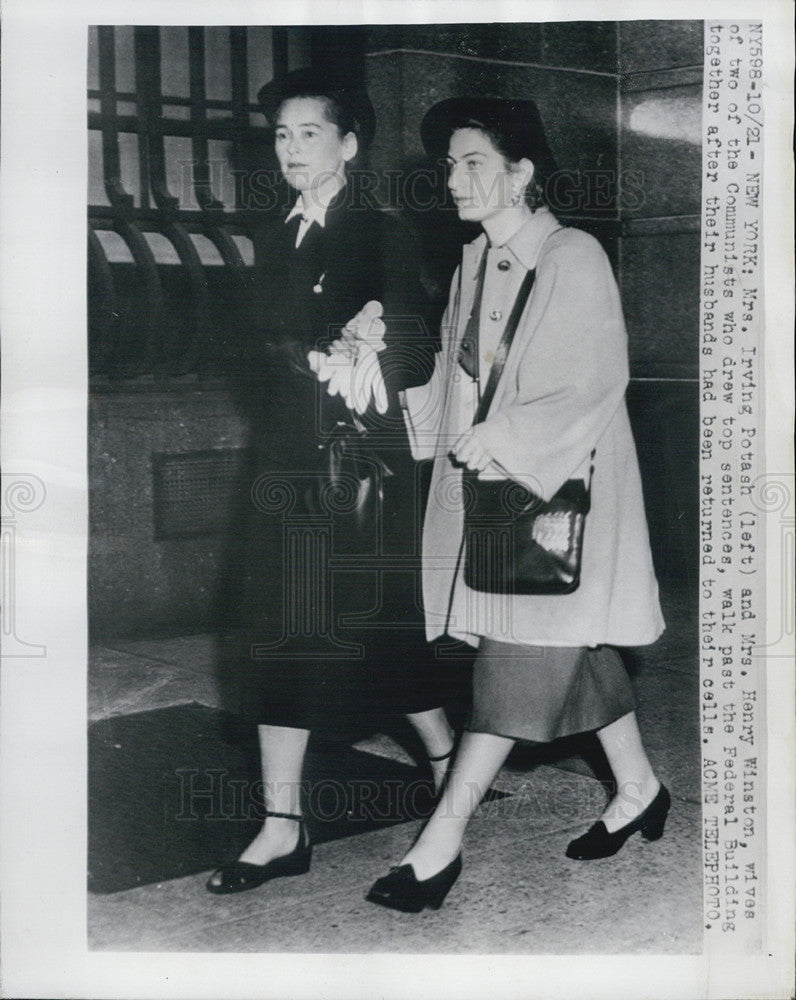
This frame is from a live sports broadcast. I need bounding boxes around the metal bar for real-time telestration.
[89,207,255,233]
[97,27,134,212]
[188,27,224,212]
[201,225,247,270]
[230,27,248,129]
[88,110,269,141]
[159,222,212,373]
[110,220,165,375]
[136,27,178,213]
[89,90,267,112]
[87,223,118,374]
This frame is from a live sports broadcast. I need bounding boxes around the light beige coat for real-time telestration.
[404,208,665,648]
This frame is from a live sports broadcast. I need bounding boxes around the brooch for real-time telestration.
[313,272,326,295]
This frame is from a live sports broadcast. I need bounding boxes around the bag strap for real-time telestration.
[469,225,596,489]
[472,225,563,426]
[472,268,535,426]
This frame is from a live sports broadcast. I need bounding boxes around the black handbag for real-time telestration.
[461,267,593,596]
[305,421,393,552]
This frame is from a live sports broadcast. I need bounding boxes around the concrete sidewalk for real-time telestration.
[88,590,701,953]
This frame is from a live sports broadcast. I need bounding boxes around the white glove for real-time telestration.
[308,343,387,415]
[308,348,352,401]
[350,341,388,414]
[341,300,387,352]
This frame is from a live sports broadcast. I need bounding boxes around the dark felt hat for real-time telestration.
[257,67,376,149]
[420,97,558,181]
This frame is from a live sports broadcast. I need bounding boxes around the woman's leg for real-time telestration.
[596,710,660,832]
[398,730,515,880]
[405,707,456,792]
[208,724,309,885]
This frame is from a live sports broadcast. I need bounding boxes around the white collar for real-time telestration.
[285,179,346,229]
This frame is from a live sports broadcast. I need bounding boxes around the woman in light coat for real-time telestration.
[328,97,670,912]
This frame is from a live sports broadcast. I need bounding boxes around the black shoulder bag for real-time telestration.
[462,267,593,595]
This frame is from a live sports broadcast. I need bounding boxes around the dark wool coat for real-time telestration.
[243,186,434,470]
[228,186,449,728]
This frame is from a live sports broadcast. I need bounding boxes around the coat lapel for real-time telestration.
[484,213,562,415]
[452,234,488,354]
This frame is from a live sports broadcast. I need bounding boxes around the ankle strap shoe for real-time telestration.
[206,811,311,894]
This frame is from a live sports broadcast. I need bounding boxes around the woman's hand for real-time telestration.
[308,347,352,402]
[306,301,389,414]
[307,341,388,415]
[451,426,492,472]
[343,300,386,352]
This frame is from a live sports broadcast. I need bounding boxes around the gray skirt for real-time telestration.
[467,639,635,743]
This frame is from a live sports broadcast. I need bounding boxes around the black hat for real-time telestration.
[420,97,558,181]
[257,67,376,149]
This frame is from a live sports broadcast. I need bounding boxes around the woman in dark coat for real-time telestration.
[207,70,455,894]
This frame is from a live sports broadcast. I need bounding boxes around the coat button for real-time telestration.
[489,309,502,321]
[497,259,511,271]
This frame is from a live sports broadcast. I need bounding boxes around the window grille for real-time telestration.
[87,25,313,381]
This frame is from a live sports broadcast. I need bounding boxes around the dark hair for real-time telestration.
[449,115,549,211]
[278,91,361,144]
[261,69,376,149]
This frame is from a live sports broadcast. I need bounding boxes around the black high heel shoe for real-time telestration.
[366,854,462,912]
[565,783,671,860]
[206,810,312,894]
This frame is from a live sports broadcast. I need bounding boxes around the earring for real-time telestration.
[510,189,522,207]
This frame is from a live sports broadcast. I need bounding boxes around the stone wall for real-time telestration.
[89,389,247,639]
[618,21,703,590]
